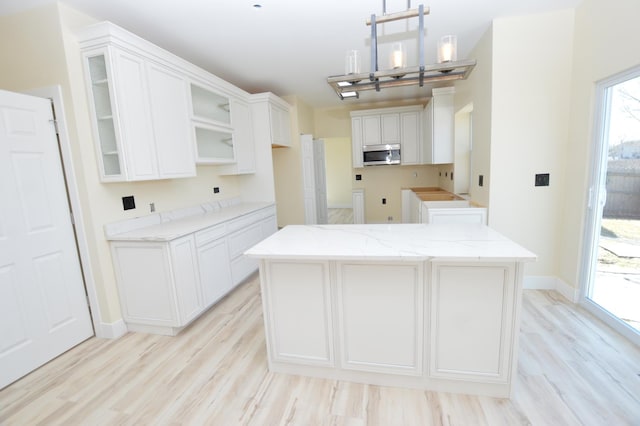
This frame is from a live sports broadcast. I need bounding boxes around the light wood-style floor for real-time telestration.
[1,274,639,425]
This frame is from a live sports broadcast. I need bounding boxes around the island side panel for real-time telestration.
[258,260,335,367]
[429,261,518,387]
[335,262,424,376]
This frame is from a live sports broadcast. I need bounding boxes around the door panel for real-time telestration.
[0,90,93,389]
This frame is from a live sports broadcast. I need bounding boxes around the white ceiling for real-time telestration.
[1,0,582,108]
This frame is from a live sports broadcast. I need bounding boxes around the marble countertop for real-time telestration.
[245,224,536,262]
[105,201,274,242]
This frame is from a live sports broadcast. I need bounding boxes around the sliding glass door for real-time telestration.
[582,67,640,344]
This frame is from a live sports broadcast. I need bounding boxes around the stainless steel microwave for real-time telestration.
[363,144,401,166]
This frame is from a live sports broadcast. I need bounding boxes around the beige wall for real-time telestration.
[272,95,314,227]
[489,10,575,278]
[0,3,245,325]
[453,26,493,209]
[558,0,640,290]
[354,165,439,223]
[323,137,352,207]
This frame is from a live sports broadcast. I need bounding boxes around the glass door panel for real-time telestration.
[584,70,640,341]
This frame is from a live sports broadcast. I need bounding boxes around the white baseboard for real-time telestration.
[524,275,580,303]
[95,319,128,339]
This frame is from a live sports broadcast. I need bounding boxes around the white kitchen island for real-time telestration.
[245,224,536,398]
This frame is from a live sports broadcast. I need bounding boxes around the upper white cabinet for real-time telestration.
[189,82,256,173]
[350,106,423,168]
[361,114,400,146]
[270,101,293,147]
[250,92,293,148]
[349,92,456,168]
[80,34,195,182]
[399,110,421,165]
[423,87,455,164]
[79,22,259,180]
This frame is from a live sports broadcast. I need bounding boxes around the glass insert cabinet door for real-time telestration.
[86,54,122,177]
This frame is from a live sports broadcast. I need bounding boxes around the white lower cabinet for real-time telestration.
[196,228,232,308]
[228,222,262,285]
[430,261,516,383]
[424,206,488,225]
[263,261,334,366]
[336,262,423,376]
[109,204,276,335]
[111,236,202,334]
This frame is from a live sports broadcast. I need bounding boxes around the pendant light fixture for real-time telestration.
[327,2,476,100]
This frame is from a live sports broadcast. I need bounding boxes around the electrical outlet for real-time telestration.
[213,187,220,194]
[451,171,454,181]
[150,202,155,213]
[387,216,393,222]
[355,174,362,181]
[382,198,386,205]
[122,195,135,211]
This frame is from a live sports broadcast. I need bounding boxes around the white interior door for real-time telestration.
[301,134,328,225]
[313,139,328,225]
[0,90,93,389]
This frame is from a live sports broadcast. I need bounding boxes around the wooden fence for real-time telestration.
[604,170,640,219]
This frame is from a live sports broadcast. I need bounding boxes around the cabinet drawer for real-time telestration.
[228,222,263,259]
[195,224,227,247]
[257,205,277,220]
[231,255,259,285]
[227,212,260,233]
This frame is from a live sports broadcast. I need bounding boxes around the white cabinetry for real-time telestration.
[80,22,261,180]
[148,62,195,177]
[430,262,517,383]
[190,83,255,173]
[271,102,292,147]
[250,93,292,148]
[110,236,202,334]
[350,106,422,167]
[195,224,232,307]
[108,204,276,335]
[424,205,487,225]
[80,32,195,182]
[423,87,455,164]
[400,111,421,165]
[361,114,400,146]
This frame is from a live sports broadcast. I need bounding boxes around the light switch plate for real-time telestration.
[535,173,550,187]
